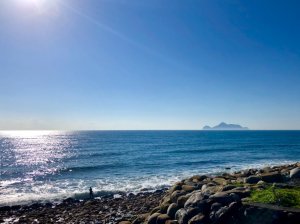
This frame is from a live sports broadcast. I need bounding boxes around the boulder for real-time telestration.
[221,185,236,192]
[184,192,205,208]
[210,202,222,212]
[119,221,131,224]
[150,206,161,215]
[169,184,182,194]
[147,213,161,224]
[171,191,187,203]
[182,185,196,192]
[156,214,171,224]
[214,206,230,221]
[165,220,179,224]
[213,177,227,185]
[177,195,191,208]
[290,167,300,179]
[209,192,237,205]
[188,213,206,224]
[160,202,171,213]
[244,176,261,184]
[167,203,179,219]
[175,208,189,224]
[260,172,283,183]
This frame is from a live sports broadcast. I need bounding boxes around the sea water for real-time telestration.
[1,130,300,206]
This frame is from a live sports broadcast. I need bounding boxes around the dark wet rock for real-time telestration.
[290,167,300,179]
[244,175,261,184]
[167,203,179,219]
[175,208,189,224]
[214,206,229,221]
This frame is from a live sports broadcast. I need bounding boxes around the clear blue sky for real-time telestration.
[1,0,300,130]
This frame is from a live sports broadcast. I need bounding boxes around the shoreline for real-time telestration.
[1,162,300,223]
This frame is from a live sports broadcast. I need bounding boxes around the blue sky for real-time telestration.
[1,0,300,130]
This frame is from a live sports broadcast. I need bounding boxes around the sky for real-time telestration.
[1,0,300,130]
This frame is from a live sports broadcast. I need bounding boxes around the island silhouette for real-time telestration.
[203,122,249,130]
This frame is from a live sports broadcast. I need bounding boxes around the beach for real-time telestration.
[1,162,300,224]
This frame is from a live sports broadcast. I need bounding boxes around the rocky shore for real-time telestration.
[1,163,300,224]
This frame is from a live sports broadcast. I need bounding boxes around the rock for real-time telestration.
[171,191,186,203]
[244,175,261,184]
[132,214,149,224]
[150,206,161,215]
[221,185,236,192]
[209,192,237,205]
[166,220,179,224]
[188,213,206,224]
[260,172,283,183]
[225,187,251,198]
[211,202,222,212]
[214,206,229,221]
[160,202,171,213]
[184,192,205,208]
[257,180,266,185]
[175,208,189,224]
[0,206,11,212]
[182,185,196,192]
[228,201,239,213]
[167,203,179,219]
[213,177,227,185]
[147,213,161,224]
[169,185,182,194]
[119,221,131,224]
[177,195,190,208]
[290,167,300,179]
[156,214,171,224]
[189,175,207,182]
[186,207,201,219]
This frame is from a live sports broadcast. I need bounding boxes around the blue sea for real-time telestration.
[1,130,300,206]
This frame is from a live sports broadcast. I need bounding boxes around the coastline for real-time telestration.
[1,162,300,224]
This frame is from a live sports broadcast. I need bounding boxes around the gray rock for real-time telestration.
[167,203,179,219]
[244,175,261,184]
[290,167,300,179]
[175,208,189,224]
[184,192,205,208]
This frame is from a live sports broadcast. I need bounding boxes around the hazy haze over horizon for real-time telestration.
[1,0,300,130]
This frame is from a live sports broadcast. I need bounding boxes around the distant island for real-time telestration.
[203,122,249,130]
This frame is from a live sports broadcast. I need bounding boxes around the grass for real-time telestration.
[249,185,300,208]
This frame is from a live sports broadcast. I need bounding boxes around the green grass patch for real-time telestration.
[250,186,300,208]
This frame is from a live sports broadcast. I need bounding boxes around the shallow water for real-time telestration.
[1,130,300,206]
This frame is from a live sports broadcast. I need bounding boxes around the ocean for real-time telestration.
[0,130,300,206]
